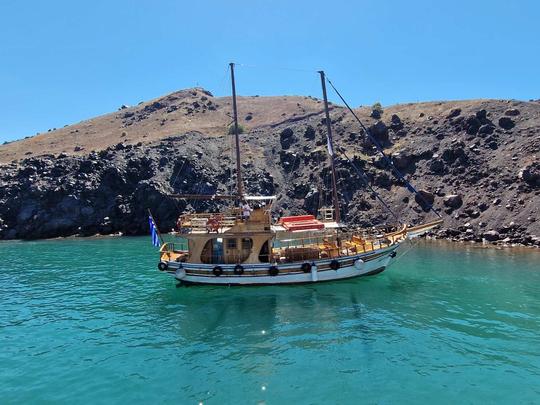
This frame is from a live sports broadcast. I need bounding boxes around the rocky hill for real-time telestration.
[1,88,539,246]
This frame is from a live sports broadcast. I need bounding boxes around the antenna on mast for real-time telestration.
[318,70,341,223]
[229,62,243,198]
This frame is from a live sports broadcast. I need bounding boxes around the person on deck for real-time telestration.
[241,201,253,221]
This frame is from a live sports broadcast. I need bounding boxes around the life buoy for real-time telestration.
[301,262,312,273]
[234,264,244,275]
[268,266,279,276]
[158,261,168,271]
[330,260,340,271]
[213,266,223,276]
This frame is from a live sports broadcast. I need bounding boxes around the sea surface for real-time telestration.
[1,237,539,404]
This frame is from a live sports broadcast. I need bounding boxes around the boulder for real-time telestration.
[519,163,540,187]
[144,101,166,113]
[478,124,495,135]
[279,128,296,149]
[443,194,463,209]
[366,121,390,147]
[390,114,403,130]
[504,108,520,116]
[392,152,413,170]
[303,126,316,140]
[279,150,300,172]
[442,145,467,164]
[373,172,392,189]
[483,230,500,242]
[415,189,435,211]
[475,109,488,121]
[370,109,381,119]
[446,108,461,119]
[465,116,481,135]
[498,117,515,130]
[429,159,445,174]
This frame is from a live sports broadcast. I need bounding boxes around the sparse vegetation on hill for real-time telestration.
[0,89,539,246]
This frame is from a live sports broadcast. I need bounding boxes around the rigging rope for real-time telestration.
[325,76,442,219]
[235,63,317,74]
[337,147,400,224]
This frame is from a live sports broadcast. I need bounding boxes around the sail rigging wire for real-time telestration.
[324,76,442,219]
[337,147,400,224]
[235,63,317,74]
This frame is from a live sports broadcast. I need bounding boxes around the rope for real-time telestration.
[325,76,442,219]
[235,62,317,74]
[386,236,423,269]
[337,147,400,224]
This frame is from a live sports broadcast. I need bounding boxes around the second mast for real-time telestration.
[319,70,341,223]
[229,62,243,198]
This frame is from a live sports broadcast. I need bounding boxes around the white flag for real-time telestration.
[327,136,334,156]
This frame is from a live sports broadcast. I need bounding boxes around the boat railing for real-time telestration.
[160,242,190,262]
[272,228,407,262]
[161,242,189,252]
[178,211,241,233]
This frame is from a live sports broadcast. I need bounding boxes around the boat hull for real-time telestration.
[161,244,398,286]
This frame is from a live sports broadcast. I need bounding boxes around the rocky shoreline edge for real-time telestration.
[1,92,539,246]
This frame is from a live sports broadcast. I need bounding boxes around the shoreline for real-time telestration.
[1,232,539,251]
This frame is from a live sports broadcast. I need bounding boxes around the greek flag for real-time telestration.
[148,216,160,247]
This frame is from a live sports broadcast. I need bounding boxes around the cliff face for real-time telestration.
[1,88,539,246]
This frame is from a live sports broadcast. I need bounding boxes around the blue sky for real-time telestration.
[1,0,539,143]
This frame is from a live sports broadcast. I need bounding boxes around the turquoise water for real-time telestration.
[1,238,539,404]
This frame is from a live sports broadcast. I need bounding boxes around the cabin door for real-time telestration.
[212,238,224,263]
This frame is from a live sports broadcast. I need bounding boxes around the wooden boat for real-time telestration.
[154,63,442,285]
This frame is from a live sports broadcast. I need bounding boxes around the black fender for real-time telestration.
[158,261,168,271]
[213,266,223,277]
[301,262,312,273]
[268,265,279,276]
[330,259,340,271]
[234,264,244,275]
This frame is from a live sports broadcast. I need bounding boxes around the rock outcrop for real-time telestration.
[1,91,539,247]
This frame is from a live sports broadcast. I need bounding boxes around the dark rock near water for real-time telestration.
[483,230,500,241]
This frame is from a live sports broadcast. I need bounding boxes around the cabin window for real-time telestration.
[241,238,253,250]
[200,238,224,264]
[258,240,270,263]
[201,238,253,264]
[226,238,237,249]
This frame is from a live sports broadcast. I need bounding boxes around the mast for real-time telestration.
[318,70,341,223]
[230,62,243,198]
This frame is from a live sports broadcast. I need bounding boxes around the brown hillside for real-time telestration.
[0,88,539,246]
